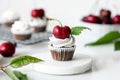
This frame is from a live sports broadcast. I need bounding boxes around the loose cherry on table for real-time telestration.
[0,42,16,57]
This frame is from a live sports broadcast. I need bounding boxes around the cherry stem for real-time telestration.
[0,66,7,75]
[0,65,19,80]
[1,68,6,73]
[48,18,63,27]
[0,65,9,69]
[0,65,9,72]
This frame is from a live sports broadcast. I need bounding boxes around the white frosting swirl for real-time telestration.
[49,36,75,47]
[11,21,32,34]
[0,10,20,23]
[29,17,47,27]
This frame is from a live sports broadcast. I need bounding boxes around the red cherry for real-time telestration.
[100,9,111,18]
[0,42,15,57]
[82,16,88,22]
[102,17,111,24]
[31,9,40,18]
[112,15,120,24]
[53,25,71,39]
[38,9,45,18]
[82,14,100,23]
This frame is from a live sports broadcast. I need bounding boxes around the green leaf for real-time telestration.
[13,71,28,80]
[114,41,120,50]
[71,26,91,35]
[5,68,19,80]
[85,31,120,46]
[10,55,43,68]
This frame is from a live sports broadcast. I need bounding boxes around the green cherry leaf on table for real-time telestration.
[85,31,120,46]
[114,41,120,51]
[13,71,28,80]
[5,68,19,80]
[5,68,28,80]
[71,26,91,35]
[10,55,43,68]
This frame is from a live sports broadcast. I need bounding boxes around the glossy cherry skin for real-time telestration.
[53,25,71,39]
[38,9,45,18]
[31,9,40,18]
[0,42,15,57]
[112,15,120,24]
[102,17,111,24]
[82,14,100,23]
[100,9,111,18]
[82,16,87,22]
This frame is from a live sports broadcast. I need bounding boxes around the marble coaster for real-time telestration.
[33,53,92,75]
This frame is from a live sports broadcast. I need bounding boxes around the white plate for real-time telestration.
[33,53,92,75]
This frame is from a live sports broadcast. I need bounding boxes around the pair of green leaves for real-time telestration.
[6,55,43,80]
[85,31,120,50]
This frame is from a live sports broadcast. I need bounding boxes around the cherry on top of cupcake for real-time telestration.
[31,8,45,18]
[48,18,91,39]
[82,9,120,24]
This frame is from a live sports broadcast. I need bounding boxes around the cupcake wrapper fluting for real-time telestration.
[49,45,76,61]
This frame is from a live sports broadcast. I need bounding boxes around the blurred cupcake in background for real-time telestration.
[0,10,20,28]
[11,21,32,41]
[29,8,48,33]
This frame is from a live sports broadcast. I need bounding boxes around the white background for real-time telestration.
[0,0,120,30]
[1,0,120,80]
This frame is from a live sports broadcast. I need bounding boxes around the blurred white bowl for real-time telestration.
[79,21,120,41]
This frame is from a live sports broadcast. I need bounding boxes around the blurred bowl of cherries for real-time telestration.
[82,9,120,24]
[80,9,120,40]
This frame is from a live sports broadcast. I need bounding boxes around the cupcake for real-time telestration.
[29,17,47,33]
[48,18,90,61]
[49,35,76,61]
[0,10,20,28]
[11,21,32,41]
[29,8,48,33]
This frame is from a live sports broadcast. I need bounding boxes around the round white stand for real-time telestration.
[33,53,92,75]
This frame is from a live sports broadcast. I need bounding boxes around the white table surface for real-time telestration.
[1,35,120,80]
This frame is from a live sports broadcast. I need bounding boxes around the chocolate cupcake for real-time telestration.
[11,21,32,41]
[29,17,47,33]
[29,8,48,33]
[48,18,90,61]
[49,36,76,61]
[0,10,20,28]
